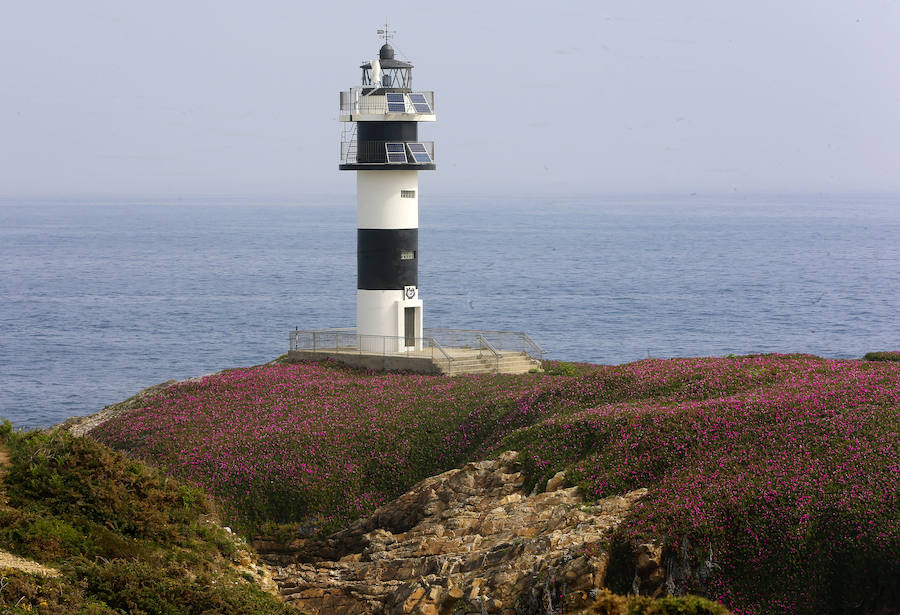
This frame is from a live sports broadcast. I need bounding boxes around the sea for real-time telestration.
[1,193,899,429]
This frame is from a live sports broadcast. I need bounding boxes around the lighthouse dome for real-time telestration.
[379,43,395,60]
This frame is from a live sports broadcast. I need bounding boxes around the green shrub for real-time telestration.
[71,559,297,615]
[862,350,900,361]
[576,589,731,614]
[19,518,91,561]
[0,569,115,614]
[0,427,297,614]
[543,360,582,376]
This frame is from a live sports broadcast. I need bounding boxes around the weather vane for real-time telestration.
[377,21,395,44]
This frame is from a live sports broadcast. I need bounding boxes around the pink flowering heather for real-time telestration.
[92,361,540,532]
[502,355,899,615]
[92,354,900,615]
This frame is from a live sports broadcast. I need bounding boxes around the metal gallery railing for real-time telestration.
[340,140,435,165]
[339,89,435,116]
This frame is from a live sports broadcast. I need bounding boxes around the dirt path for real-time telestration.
[0,550,60,577]
[0,444,60,577]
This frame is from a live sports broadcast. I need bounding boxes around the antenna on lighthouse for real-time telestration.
[377,22,395,44]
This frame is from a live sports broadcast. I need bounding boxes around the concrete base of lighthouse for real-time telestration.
[357,290,423,351]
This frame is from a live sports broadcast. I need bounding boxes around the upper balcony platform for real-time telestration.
[340,89,436,122]
[339,140,435,171]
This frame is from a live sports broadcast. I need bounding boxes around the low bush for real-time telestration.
[579,589,732,614]
[0,569,114,615]
[0,425,298,614]
[863,350,900,361]
[542,360,588,377]
[71,559,296,615]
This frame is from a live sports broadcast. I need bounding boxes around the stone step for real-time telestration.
[442,359,541,376]
[436,351,542,376]
[443,361,488,370]
[446,360,495,368]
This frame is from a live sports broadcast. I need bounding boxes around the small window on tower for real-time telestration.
[400,250,416,260]
[400,190,416,199]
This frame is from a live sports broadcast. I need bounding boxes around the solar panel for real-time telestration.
[407,142,432,164]
[385,93,406,112]
[385,142,407,163]
[408,93,432,114]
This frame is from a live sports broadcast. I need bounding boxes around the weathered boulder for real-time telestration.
[255,451,647,615]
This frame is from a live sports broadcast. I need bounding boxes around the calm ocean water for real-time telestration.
[1,193,898,429]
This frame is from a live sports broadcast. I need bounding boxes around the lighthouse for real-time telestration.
[289,31,540,372]
[340,30,436,350]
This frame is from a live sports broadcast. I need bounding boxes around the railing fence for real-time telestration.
[289,329,455,365]
[289,327,543,363]
[424,328,543,362]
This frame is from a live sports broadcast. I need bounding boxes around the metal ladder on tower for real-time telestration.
[341,122,358,164]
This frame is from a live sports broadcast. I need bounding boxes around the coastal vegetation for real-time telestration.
[0,419,729,614]
[87,354,899,614]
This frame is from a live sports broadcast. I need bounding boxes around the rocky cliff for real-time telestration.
[254,451,651,615]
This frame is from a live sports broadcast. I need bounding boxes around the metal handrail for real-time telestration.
[520,333,544,362]
[476,334,499,355]
[424,328,543,363]
[430,339,454,363]
[476,334,501,370]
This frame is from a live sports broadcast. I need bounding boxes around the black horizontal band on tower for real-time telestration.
[358,229,418,290]
[357,121,418,142]
[355,122,421,166]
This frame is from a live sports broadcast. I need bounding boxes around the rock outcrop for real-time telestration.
[254,451,647,615]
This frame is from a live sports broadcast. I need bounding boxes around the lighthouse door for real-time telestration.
[404,307,416,347]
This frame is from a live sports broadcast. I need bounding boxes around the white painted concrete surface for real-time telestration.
[357,171,419,229]
[357,289,423,349]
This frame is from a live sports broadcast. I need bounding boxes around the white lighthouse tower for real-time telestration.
[339,30,436,350]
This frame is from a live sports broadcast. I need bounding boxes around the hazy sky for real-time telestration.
[1,1,898,198]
